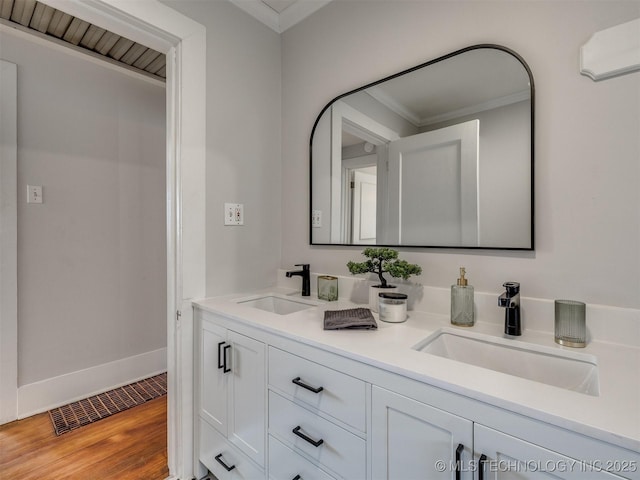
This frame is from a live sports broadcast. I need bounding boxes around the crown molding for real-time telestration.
[227,0,332,33]
[279,0,331,32]
[367,86,530,128]
[420,90,530,127]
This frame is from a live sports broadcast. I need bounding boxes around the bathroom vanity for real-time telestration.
[193,290,640,480]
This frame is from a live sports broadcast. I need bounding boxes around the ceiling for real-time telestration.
[229,0,333,33]
[0,0,166,80]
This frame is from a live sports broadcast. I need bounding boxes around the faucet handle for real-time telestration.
[295,264,310,270]
[503,282,520,295]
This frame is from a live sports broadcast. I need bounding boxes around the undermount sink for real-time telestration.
[235,294,318,315]
[413,328,600,396]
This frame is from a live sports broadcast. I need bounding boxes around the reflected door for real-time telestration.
[351,169,377,244]
[386,120,479,246]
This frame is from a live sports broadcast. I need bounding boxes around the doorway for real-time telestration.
[0,1,206,478]
[1,19,167,474]
[350,167,377,244]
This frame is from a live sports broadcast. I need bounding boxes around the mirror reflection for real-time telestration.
[310,45,534,249]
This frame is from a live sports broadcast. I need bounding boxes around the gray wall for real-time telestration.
[162,0,283,296]
[281,0,640,309]
[0,32,166,386]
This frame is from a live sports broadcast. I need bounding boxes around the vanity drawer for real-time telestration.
[199,419,264,480]
[268,391,366,480]
[268,346,366,432]
[268,435,336,480]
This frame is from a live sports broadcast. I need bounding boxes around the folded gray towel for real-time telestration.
[324,308,377,330]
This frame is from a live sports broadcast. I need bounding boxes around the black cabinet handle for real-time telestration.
[215,453,236,472]
[292,377,324,394]
[223,344,231,373]
[292,476,301,480]
[478,454,487,480]
[217,342,226,369]
[455,444,464,480]
[292,426,324,447]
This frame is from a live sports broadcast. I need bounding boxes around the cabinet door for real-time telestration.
[372,386,474,480]
[201,321,229,435]
[474,425,626,480]
[228,330,266,467]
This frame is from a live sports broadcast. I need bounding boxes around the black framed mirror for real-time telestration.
[310,44,534,250]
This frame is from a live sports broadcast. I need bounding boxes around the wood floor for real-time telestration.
[0,396,168,480]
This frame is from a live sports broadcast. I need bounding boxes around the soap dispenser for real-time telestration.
[451,267,474,326]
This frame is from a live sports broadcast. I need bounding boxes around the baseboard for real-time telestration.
[17,347,167,418]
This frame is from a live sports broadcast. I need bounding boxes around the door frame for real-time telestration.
[330,100,399,243]
[36,1,206,478]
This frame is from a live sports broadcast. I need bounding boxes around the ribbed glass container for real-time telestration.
[554,300,586,347]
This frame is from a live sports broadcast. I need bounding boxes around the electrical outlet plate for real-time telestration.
[312,210,322,228]
[224,203,244,225]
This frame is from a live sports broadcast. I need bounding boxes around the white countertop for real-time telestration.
[193,288,640,453]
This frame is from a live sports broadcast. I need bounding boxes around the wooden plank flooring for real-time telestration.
[0,396,168,480]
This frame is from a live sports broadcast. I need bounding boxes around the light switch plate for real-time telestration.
[27,185,43,204]
[312,210,322,228]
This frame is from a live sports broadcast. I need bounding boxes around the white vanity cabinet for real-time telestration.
[371,385,633,480]
[197,312,266,478]
[371,386,474,480]
[194,300,639,480]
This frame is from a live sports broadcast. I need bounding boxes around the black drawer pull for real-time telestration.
[292,377,324,394]
[217,342,226,369]
[292,426,324,447]
[478,454,487,480]
[223,344,231,373]
[215,453,236,472]
[292,476,301,480]
[455,444,464,480]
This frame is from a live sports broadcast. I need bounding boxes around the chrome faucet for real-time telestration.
[286,264,310,296]
[498,282,521,336]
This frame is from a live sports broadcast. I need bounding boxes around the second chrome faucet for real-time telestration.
[498,281,521,336]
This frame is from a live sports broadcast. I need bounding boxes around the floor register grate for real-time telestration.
[48,372,167,436]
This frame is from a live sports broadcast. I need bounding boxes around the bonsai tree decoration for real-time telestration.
[347,247,422,288]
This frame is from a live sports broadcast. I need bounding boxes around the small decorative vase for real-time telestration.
[369,284,397,313]
[318,275,338,301]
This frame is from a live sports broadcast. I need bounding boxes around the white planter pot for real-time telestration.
[369,284,397,312]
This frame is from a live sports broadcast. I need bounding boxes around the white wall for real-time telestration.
[281,1,640,309]
[0,32,167,387]
[162,0,282,296]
